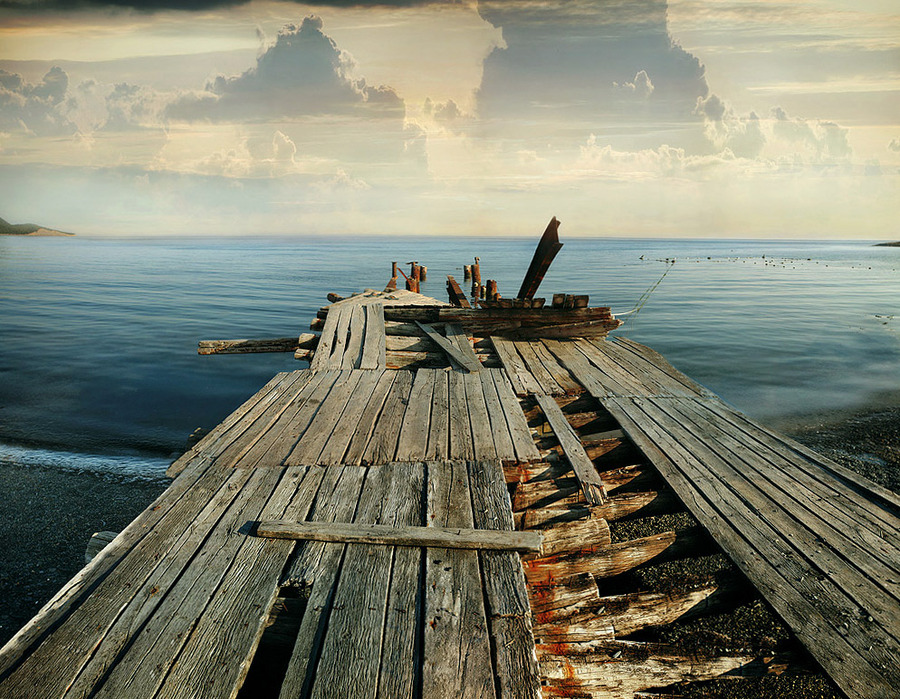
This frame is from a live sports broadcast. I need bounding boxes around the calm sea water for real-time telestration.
[1,235,897,479]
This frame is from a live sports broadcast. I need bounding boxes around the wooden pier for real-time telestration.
[1,266,898,697]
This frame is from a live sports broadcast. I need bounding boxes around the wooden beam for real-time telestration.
[256,520,543,553]
[446,275,471,308]
[517,216,564,299]
[415,321,482,372]
[198,335,317,355]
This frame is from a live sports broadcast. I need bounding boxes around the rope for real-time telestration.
[615,258,675,326]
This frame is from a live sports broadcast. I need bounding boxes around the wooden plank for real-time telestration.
[309,305,341,371]
[490,369,542,463]
[363,370,413,465]
[491,337,541,395]
[480,369,517,461]
[528,340,582,395]
[445,322,484,372]
[535,394,607,505]
[310,462,425,699]
[446,275,471,308]
[570,339,644,397]
[517,216,563,299]
[423,460,494,698]
[315,370,384,466]
[327,304,352,370]
[426,369,450,460]
[341,304,366,369]
[359,303,386,370]
[467,460,541,699]
[512,340,563,395]
[197,337,302,354]
[278,466,368,699]
[395,369,436,461]
[415,320,482,372]
[463,371,497,460]
[603,396,897,698]
[613,337,715,398]
[542,339,609,398]
[341,371,396,466]
[257,520,542,552]
[448,370,475,460]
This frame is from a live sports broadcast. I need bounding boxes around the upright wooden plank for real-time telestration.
[517,216,563,299]
[448,370,475,460]
[415,321,482,373]
[341,371,396,466]
[363,371,414,465]
[278,466,368,699]
[490,369,541,463]
[480,368,517,461]
[535,394,607,505]
[446,275,471,308]
[395,369,436,461]
[467,460,541,699]
[310,463,426,699]
[341,304,366,369]
[463,370,497,460]
[423,461,494,698]
[426,370,450,460]
[316,370,384,466]
[284,371,363,465]
[359,303,386,370]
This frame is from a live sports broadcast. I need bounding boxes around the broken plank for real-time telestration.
[415,320,482,373]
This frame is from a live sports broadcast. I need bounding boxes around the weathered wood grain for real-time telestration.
[490,369,542,463]
[448,370,475,460]
[359,303,386,370]
[341,304,366,369]
[463,372,497,460]
[415,321,482,372]
[341,371,397,466]
[363,370,413,464]
[426,369,450,460]
[480,369,516,461]
[395,369,436,461]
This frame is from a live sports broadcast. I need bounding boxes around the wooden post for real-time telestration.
[552,293,566,308]
[464,265,472,281]
[392,261,398,277]
[518,216,563,299]
[486,280,498,301]
[406,276,419,293]
[411,262,420,282]
[419,265,427,282]
[472,257,481,285]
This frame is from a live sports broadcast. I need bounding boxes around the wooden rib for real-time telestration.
[359,303,386,370]
[415,321,482,373]
[363,371,413,465]
[395,369,436,461]
[489,369,542,463]
[535,394,606,505]
[492,337,541,395]
[423,461,496,699]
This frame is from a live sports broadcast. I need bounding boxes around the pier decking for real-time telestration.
[1,286,898,698]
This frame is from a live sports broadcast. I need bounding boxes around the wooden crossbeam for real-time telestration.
[414,321,482,372]
[256,520,543,553]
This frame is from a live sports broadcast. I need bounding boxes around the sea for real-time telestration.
[1,235,897,481]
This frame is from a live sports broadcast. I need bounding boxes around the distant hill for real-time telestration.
[874,241,899,247]
[0,216,74,236]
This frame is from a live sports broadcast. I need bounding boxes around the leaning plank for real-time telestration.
[257,520,543,552]
[517,216,563,299]
[423,461,495,698]
[415,320,482,372]
[358,303,386,370]
[445,322,483,370]
[535,394,607,505]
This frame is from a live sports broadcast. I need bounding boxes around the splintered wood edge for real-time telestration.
[255,520,543,553]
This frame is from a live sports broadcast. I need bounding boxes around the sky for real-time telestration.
[0,0,897,238]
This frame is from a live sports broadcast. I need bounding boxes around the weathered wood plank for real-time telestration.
[359,303,386,370]
[363,370,413,465]
[395,369,436,461]
[463,371,497,460]
[426,369,450,460]
[481,369,517,461]
[542,339,609,398]
[528,340,582,395]
[341,304,366,369]
[257,520,542,552]
[445,322,483,371]
[423,461,495,698]
[415,321,482,372]
[310,462,425,699]
[315,370,384,466]
[446,275,471,308]
[512,340,563,395]
[341,371,397,466]
[517,216,563,299]
[535,394,607,505]
[490,369,542,463]
[491,337,540,395]
[309,304,341,371]
[448,370,475,460]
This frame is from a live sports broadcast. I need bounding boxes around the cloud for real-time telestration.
[166,17,403,122]
[100,82,165,131]
[889,138,900,153]
[771,106,852,161]
[613,70,654,99]
[0,67,78,136]
[695,94,765,158]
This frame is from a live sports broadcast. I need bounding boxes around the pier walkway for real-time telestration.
[1,289,897,698]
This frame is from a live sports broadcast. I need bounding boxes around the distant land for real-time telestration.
[0,216,74,236]
[874,241,900,247]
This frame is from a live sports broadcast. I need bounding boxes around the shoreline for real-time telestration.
[0,399,896,655]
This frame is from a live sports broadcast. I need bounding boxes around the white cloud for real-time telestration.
[613,70,654,99]
[695,93,766,158]
[0,67,77,136]
[771,106,852,162]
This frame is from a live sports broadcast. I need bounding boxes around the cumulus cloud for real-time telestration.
[166,16,403,122]
[695,94,765,159]
[100,82,165,131]
[613,70,654,99]
[0,67,77,136]
[771,106,852,161]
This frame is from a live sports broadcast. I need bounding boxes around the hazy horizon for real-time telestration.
[1,1,897,239]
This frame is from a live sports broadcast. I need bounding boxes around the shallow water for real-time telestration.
[1,234,897,477]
